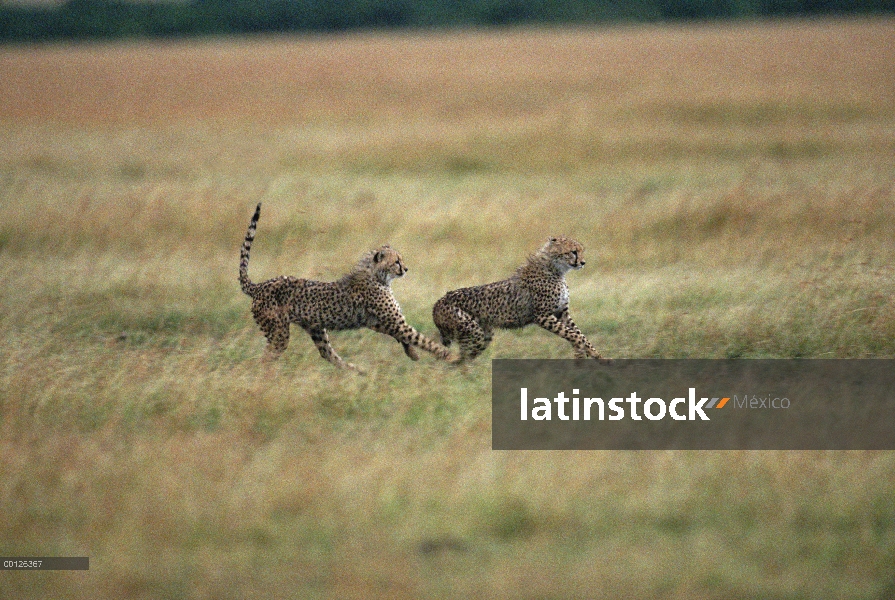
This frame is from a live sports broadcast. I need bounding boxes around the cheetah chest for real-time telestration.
[557,285,570,312]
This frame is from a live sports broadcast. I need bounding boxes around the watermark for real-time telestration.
[1,557,89,570]
[493,359,895,450]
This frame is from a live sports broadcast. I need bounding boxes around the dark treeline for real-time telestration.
[1,0,893,42]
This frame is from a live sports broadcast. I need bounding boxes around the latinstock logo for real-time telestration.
[519,387,730,422]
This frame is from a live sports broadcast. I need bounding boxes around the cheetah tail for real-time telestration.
[239,203,261,295]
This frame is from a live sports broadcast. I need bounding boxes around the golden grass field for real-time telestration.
[1,16,895,599]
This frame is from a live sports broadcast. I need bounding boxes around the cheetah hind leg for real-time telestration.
[444,307,489,361]
[258,315,290,362]
[438,328,452,347]
[307,326,365,374]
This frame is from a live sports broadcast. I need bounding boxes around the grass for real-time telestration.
[1,16,895,599]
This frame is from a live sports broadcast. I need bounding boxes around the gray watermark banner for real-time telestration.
[492,359,895,450]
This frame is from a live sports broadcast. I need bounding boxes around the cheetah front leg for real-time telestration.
[306,326,364,373]
[369,322,420,360]
[536,312,609,362]
[557,309,605,359]
[371,318,456,362]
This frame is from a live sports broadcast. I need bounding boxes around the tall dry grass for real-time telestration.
[1,17,895,599]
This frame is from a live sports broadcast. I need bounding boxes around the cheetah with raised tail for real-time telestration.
[239,203,455,371]
[432,236,609,362]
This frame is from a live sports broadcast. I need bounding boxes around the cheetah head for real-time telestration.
[541,236,586,273]
[362,245,408,284]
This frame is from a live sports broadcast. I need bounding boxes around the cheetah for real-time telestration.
[239,203,455,371]
[432,236,608,362]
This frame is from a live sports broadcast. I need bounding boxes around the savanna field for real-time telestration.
[1,17,895,599]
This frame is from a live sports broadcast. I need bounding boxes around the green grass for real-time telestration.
[2,20,895,599]
[2,164,894,598]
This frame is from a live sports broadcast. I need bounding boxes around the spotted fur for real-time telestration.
[432,236,608,361]
[239,203,455,371]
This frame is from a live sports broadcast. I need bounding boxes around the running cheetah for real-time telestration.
[432,236,608,362]
[239,203,455,371]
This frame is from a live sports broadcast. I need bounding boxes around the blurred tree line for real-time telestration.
[1,0,893,42]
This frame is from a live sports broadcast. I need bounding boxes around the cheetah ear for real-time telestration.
[373,250,384,264]
[549,237,557,243]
